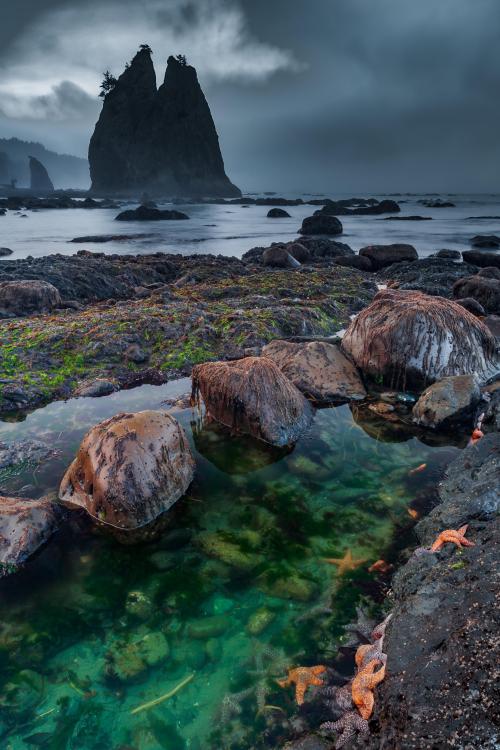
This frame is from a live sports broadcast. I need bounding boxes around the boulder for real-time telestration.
[267,208,290,218]
[0,247,13,257]
[115,205,189,221]
[298,214,343,236]
[334,254,373,271]
[29,156,54,192]
[432,249,462,260]
[341,289,498,388]
[379,258,478,298]
[286,242,311,262]
[262,340,366,404]
[471,235,500,248]
[0,280,61,316]
[412,375,480,428]
[0,495,60,575]
[455,297,486,316]
[296,237,353,258]
[262,246,301,268]
[75,379,116,398]
[453,275,500,314]
[359,244,417,270]
[317,198,400,216]
[462,250,500,268]
[191,356,313,447]
[59,410,195,531]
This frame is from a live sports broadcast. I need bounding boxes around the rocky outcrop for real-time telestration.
[298,215,343,236]
[358,244,417,270]
[191,357,313,446]
[462,250,500,268]
[316,198,400,216]
[28,156,54,192]
[243,238,353,264]
[0,248,13,257]
[262,246,301,268]
[453,270,500,314]
[412,374,480,428]
[0,495,60,576]
[334,255,373,271]
[59,411,195,532]
[0,280,61,317]
[379,257,478,298]
[89,49,240,198]
[115,205,189,221]
[341,289,499,388]
[262,340,366,404]
[369,435,499,750]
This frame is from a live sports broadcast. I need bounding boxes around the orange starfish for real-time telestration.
[430,524,475,552]
[368,559,393,574]
[277,665,326,705]
[324,549,367,576]
[351,658,386,720]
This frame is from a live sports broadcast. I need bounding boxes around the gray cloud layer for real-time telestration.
[0,0,498,192]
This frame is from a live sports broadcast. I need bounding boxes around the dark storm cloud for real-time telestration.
[0,0,498,191]
[0,80,98,121]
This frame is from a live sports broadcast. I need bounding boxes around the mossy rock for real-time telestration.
[257,572,317,602]
[187,615,230,639]
[125,590,153,620]
[246,607,276,635]
[107,631,169,682]
[197,532,263,570]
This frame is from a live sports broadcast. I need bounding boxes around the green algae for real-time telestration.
[0,384,460,749]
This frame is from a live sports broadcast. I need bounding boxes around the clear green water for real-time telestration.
[0,384,459,750]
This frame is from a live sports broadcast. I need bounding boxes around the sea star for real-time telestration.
[321,710,369,748]
[355,642,387,670]
[370,613,392,643]
[351,658,386,720]
[277,665,326,705]
[324,549,367,576]
[430,524,475,552]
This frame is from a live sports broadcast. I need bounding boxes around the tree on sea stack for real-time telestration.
[99,70,117,98]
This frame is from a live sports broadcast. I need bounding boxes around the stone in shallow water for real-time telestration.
[59,410,195,532]
[192,356,313,447]
[412,375,480,428]
[107,631,169,682]
[187,615,230,639]
[262,339,366,404]
[0,494,60,575]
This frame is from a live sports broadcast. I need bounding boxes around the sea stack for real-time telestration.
[29,156,54,192]
[89,48,240,198]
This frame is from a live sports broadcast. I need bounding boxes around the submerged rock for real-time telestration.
[0,495,60,575]
[412,374,480,428]
[191,357,313,447]
[267,208,291,218]
[359,243,417,270]
[262,340,366,404]
[29,156,54,192]
[0,280,61,317]
[298,214,343,236]
[115,205,189,221]
[107,631,169,681]
[59,410,195,531]
[341,289,499,388]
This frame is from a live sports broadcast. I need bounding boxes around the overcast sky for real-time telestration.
[0,0,499,193]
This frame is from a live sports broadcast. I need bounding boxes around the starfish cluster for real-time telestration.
[320,613,391,748]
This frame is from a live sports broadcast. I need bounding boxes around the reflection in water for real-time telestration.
[0,383,459,749]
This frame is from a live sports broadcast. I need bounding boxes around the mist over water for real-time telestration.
[1,194,500,260]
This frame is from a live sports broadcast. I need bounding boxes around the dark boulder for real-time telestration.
[296,236,352,258]
[462,249,500,268]
[0,247,13,257]
[262,246,301,268]
[115,205,189,221]
[455,297,486,316]
[471,235,500,248]
[29,156,54,192]
[286,242,311,263]
[317,198,400,216]
[420,199,455,207]
[298,214,343,236]
[359,243,417,270]
[334,254,373,271]
[379,257,478,298]
[431,249,462,260]
[0,280,61,317]
[453,274,500,314]
[267,207,290,218]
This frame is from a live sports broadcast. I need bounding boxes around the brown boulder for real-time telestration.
[341,289,498,388]
[0,280,61,316]
[59,411,194,531]
[412,375,480,428]
[262,245,301,268]
[453,274,500,314]
[0,495,60,575]
[359,243,417,270]
[462,250,500,269]
[262,340,366,404]
[334,254,373,271]
[191,357,313,446]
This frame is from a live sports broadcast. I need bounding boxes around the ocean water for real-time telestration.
[1,193,499,260]
[0,383,460,749]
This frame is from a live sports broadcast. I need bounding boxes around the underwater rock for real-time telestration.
[341,289,499,389]
[257,571,317,602]
[187,615,230,639]
[0,439,57,471]
[125,590,153,620]
[262,340,366,404]
[197,532,263,570]
[191,356,314,447]
[0,279,61,317]
[59,410,195,532]
[107,631,169,682]
[0,494,60,576]
[412,375,481,429]
[246,607,276,635]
